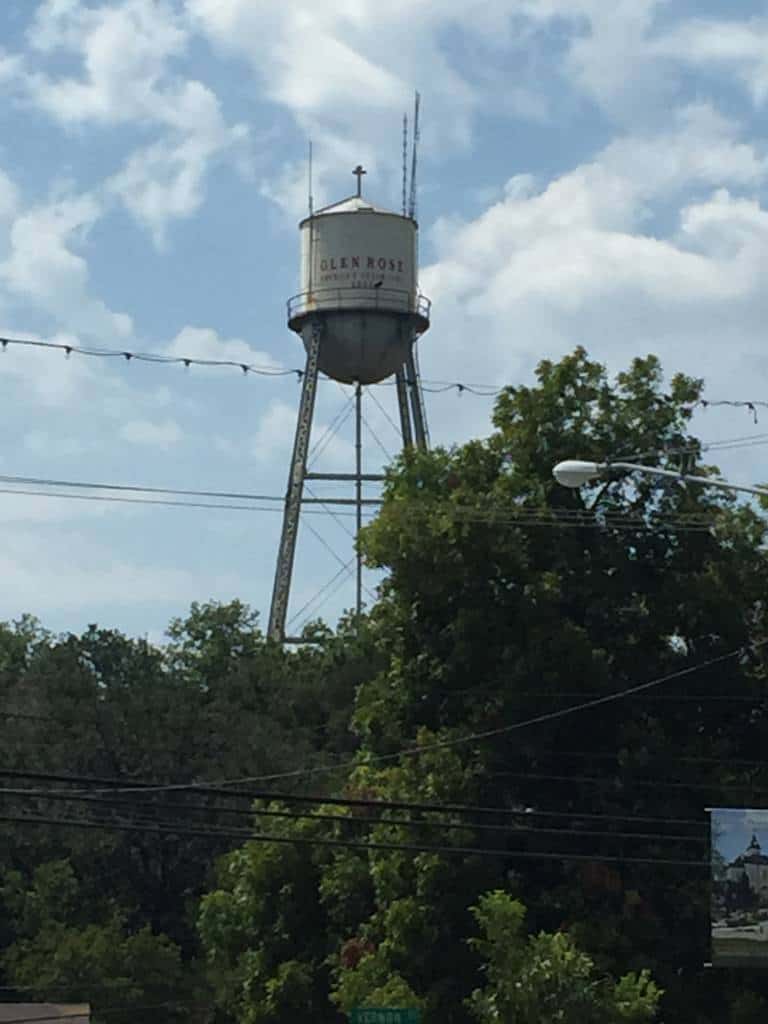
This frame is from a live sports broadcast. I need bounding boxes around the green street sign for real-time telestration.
[350,1009,420,1024]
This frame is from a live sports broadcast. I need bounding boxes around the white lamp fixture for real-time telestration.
[552,459,768,500]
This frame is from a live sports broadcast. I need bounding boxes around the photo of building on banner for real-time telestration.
[711,808,768,966]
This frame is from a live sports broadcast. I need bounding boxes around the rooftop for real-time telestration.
[0,1006,90,1023]
[312,194,400,217]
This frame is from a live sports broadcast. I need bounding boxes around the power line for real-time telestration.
[0,785,704,844]
[0,481,729,532]
[4,703,761,762]
[136,644,753,791]
[0,485,363,516]
[6,335,768,416]
[301,517,375,602]
[0,812,707,867]
[497,748,768,767]
[0,769,708,828]
[287,559,354,628]
[304,484,357,539]
[0,472,284,503]
[484,771,768,793]
[615,430,768,464]
[367,386,403,442]
[362,411,394,462]
[308,393,355,466]
[295,566,357,632]
[34,646,746,796]
[0,334,297,377]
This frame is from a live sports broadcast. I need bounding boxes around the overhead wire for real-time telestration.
[0,785,704,844]
[367,386,404,443]
[0,483,366,516]
[5,334,768,415]
[308,393,355,467]
[0,486,292,514]
[0,472,284,503]
[4,704,764,763]
[304,483,356,539]
[0,334,295,376]
[287,559,354,629]
[0,482,736,532]
[0,812,707,867]
[297,564,358,632]
[363,411,394,462]
[594,430,768,466]
[483,771,768,793]
[47,643,758,795]
[0,769,708,828]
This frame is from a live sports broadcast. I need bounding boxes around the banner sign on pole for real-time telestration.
[711,807,768,967]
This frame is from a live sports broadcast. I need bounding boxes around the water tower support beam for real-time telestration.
[268,319,323,642]
[395,367,414,447]
[405,349,429,451]
[355,382,363,619]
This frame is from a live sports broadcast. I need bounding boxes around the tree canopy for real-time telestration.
[3,348,768,1023]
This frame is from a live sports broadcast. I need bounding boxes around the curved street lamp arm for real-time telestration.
[605,462,768,500]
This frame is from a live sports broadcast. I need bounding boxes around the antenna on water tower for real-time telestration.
[401,113,408,216]
[408,90,420,220]
[308,139,314,216]
[268,155,432,643]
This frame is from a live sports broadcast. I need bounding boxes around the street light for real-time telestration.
[552,459,768,500]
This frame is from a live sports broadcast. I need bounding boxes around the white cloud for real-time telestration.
[0,49,22,82]
[26,0,188,123]
[251,396,357,471]
[166,325,284,374]
[186,0,483,216]
[560,0,666,119]
[0,331,105,407]
[23,428,95,458]
[0,489,109,525]
[251,399,299,465]
[0,193,132,340]
[654,17,768,107]
[0,526,238,612]
[107,81,249,245]
[417,116,768,447]
[0,171,18,223]
[21,0,248,240]
[119,417,183,448]
[183,0,705,215]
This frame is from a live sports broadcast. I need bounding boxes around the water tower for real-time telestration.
[268,160,431,642]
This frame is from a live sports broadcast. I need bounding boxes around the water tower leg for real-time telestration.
[395,367,414,447]
[354,382,363,620]
[405,349,429,451]
[268,320,323,642]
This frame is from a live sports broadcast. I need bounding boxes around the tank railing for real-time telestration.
[287,287,431,321]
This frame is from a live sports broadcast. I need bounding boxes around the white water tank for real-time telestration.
[287,194,430,384]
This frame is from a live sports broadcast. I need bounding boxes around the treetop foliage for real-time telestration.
[3,349,768,1023]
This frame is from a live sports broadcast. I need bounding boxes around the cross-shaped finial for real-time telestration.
[353,164,366,196]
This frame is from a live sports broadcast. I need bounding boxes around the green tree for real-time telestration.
[353,348,768,1021]
[197,348,768,1022]
[1,860,194,1023]
[467,891,660,1024]
[0,600,381,1015]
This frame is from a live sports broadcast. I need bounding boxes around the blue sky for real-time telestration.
[712,808,768,864]
[2,0,768,641]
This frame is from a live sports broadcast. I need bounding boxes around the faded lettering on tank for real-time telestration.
[317,254,408,289]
